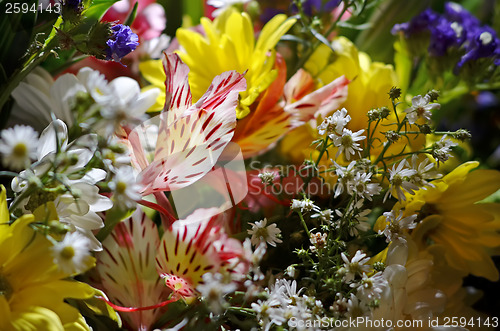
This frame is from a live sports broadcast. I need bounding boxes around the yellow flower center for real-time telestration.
[392,174,403,186]
[254,227,268,240]
[12,143,28,158]
[115,181,127,194]
[61,246,75,260]
[341,135,353,147]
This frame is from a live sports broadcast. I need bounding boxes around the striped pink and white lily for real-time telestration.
[127,52,246,196]
[96,208,246,329]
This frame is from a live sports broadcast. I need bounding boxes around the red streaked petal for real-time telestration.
[96,209,168,330]
[285,74,350,126]
[162,52,192,123]
[156,208,244,291]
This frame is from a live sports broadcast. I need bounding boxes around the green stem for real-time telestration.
[373,99,407,164]
[297,210,311,238]
[379,150,430,161]
[0,36,59,114]
[293,1,350,72]
[9,186,36,213]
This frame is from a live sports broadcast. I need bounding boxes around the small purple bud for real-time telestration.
[105,24,139,62]
[66,0,82,8]
[392,9,439,37]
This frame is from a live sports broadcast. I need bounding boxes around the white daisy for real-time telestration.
[335,199,371,237]
[241,239,266,281]
[378,210,418,243]
[341,250,371,283]
[196,272,237,314]
[333,128,365,160]
[404,94,440,125]
[345,293,370,318]
[10,66,83,130]
[51,231,94,275]
[350,171,381,200]
[409,154,439,188]
[248,218,282,247]
[0,125,38,170]
[432,135,457,165]
[384,159,418,202]
[317,108,351,137]
[353,272,388,303]
[258,171,277,185]
[311,208,334,222]
[332,160,356,197]
[290,198,320,213]
[251,299,286,331]
[109,166,143,210]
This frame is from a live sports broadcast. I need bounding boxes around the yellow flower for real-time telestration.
[281,37,425,165]
[140,8,296,118]
[0,186,94,330]
[388,162,500,281]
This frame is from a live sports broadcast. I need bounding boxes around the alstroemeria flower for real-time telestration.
[233,53,349,158]
[127,52,246,196]
[156,208,246,299]
[96,209,169,329]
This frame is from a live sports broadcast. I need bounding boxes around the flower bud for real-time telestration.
[426,89,440,102]
[453,129,471,141]
[388,86,402,100]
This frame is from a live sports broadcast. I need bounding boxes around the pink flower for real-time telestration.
[156,208,247,298]
[103,0,166,41]
[127,52,246,196]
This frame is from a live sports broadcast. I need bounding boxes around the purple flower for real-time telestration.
[292,0,341,16]
[443,2,480,32]
[428,17,463,56]
[393,2,500,72]
[391,9,439,36]
[260,8,286,24]
[105,25,139,62]
[456,27,500,70]
[66,0,82,8]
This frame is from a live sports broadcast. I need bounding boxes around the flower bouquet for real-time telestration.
[0,0,499,330]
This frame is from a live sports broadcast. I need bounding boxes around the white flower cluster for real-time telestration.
[333,160,381,200]
[432,135,458,165]
[251,279,322,331]
[291,197,320,213]
[318,108,365,160]
[11,120,112,251]
[196,272,237,314]
[403,94,440,125]
[11,66,159,136]
[384,156,437,202]
[247,218,283,247]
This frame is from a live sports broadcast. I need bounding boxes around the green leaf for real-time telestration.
[69,289,123,330]
[336,21,372,30]
[84,0,120,21]
[152,300,189,329]
[280,34,311,46]
[123,1,138,26]
[96,206,133,242]
[309,27,335,53]
[43,16,63,49]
